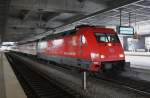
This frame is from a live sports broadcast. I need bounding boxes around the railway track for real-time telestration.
[8,51,150,97]
[93,74,150,96]
[5,53,80,98]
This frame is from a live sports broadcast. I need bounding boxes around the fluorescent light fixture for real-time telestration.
[2,42,15,46]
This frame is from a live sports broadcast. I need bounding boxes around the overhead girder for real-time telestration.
[10,0,107,14]
[53,0,143,32]
[7,17,46,28]
[5,0,147,43]
[6,0,108,42]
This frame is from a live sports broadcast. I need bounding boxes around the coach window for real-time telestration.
[81,35,86,44]
[39,41,47,49]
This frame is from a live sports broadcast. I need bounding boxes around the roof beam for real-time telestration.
[22,10,33,20]
[21,0,38,20]
[112,9,150,18]
[51,0,142,32]
[10,0,106,14]
[7,17,46,28]
[133,3,150,9]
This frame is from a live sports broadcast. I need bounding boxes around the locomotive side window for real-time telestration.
[38,41,47,49]
[95,33,119,43]
[81,35,86,44]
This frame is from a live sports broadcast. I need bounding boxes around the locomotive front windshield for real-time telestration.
[95,33,120,43]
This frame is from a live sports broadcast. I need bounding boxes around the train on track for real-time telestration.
[15,25,125,73]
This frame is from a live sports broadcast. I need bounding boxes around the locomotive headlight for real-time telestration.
[107,43,112,47]
[119,54,124,58]
[100,54,105,59]
[90,53,100,59]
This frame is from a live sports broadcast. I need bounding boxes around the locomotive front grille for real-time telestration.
[101,60,125,70]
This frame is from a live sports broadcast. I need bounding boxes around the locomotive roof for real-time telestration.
[77,24,111,28]
[41,29,76,40]
[40,25,115,41]
[75,25,114,31]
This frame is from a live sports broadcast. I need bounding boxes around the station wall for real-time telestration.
[123,35,150,52]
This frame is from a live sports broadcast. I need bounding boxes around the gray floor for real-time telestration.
[15,53,148,98]
[0,54,6,98]
[0,53,26,98]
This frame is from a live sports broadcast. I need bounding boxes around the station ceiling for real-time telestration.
[1,0,149,43]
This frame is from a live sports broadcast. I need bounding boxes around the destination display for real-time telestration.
[118,26,134,35]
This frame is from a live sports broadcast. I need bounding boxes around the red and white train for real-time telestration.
[16,25,125,72]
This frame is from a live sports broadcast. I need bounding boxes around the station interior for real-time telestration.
[1,0,150,98]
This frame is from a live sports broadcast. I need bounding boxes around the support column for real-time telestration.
[82,71,87,90]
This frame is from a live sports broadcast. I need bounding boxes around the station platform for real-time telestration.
[125,51,150,56]
[0,52,26,98]
[125,52,150,70]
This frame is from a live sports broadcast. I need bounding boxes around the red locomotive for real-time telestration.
[37,25,125,72]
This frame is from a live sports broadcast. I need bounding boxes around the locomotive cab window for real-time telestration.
[95,33,119,43]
